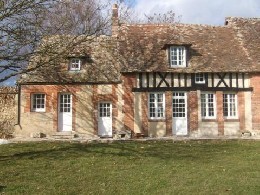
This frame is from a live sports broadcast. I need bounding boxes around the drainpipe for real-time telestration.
[17,84,21,126]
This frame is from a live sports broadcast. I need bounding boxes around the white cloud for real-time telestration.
[133,0,260,25]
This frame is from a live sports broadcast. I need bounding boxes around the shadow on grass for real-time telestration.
[0,185,6,192]
[0,140,252,162]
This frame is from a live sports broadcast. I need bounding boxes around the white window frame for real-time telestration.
[223,93,238,119]
[169,46,187,67]
[31,93,46,112]
[149,93,165,119]
[172,92,187,118]
[195,73,205,84]
[69,58,81,71]
[201,92,216,119]
[99,102,112,118]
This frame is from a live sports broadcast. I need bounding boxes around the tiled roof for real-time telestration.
[20,17,260,84]
[118,22,257,73]
[225,17,260,70]
[19,36,121,84]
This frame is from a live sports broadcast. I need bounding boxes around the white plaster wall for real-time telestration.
[136,74,140,88]
[212,73,248,88]
[22,112,54,134]
[139,73,192,88]
[232,73,237,87]
[224,122,240,136]
[187,74,192,87]
[75,86,94,135]
[208,76,212,87]
[148,122,166,137]
[173,74,179,87]
[244,74,250,88]
[180,74,185,87]
[198,122,218,136]
[18,93,54,137]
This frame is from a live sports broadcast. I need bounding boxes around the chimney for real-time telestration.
[225,17,237,26]
[112,4,119,36]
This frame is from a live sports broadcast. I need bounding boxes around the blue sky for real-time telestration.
[131,0,260,25]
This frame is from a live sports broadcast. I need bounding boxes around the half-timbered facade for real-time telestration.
[15,5,260,138]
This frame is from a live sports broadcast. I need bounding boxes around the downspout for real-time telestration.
[17,84,21,126]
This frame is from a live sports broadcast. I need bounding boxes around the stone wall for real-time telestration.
[0,87,18,138]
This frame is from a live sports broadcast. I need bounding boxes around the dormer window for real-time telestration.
[69,58,81,71]
[170,46,187,67]
[195,73,205,84]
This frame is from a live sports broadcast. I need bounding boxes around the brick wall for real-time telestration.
[122,74,136,133]
[189,91,198,132]
[165,91,172,136]
[216,91,224,135]
[251,74,260,130]
[238,92,245,131]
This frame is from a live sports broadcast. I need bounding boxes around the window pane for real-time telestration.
[223,93,237,118]
[173,93,186,118]
[70,58,81,70]
[170,46,185,67]
[32,94,45,111]
[201,93,215,118]
[149,93,164,118]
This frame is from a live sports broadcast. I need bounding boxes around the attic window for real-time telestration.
[169,46,187,67]
[69,58,81,71]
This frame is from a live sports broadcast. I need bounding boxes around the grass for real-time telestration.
[0,140,259,194]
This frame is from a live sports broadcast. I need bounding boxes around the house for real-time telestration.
[14,5,260,138]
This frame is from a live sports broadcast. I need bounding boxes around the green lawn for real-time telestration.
[0,140,259,194]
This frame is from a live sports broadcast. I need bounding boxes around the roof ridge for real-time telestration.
[122,22,225,29]
[226,16,260,20]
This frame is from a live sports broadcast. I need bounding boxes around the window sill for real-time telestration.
[170,66,186,68]
[148,119,166,122]
[202,119,217,122]
[31,110,46,113]
[224,118,239,122]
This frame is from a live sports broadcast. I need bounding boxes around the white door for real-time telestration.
[98,102,112,137]
[58,94,72,132]
[172,92,188,135]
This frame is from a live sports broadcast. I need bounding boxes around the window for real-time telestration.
[99,103,111,117]
[149,93,165,119]
[195,73,205,84]
[69,58,81,71]
[31,94,46,112]
[223,93,238,118]
[59,94,71,113]
[172,92,186,117]
[170,46,186,67]
[201,92,216,119]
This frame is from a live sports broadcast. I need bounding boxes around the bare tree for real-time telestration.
[145,10,181,24]
[0,0,113,83]
[0,0,180,84]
